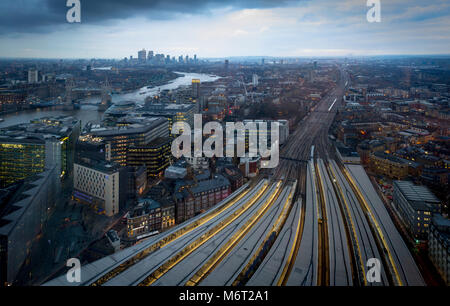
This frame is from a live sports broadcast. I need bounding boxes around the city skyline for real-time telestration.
[0,0,449,290]
[0,0,449,59]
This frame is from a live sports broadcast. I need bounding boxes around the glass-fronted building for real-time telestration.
[0,167,60,285]
[0,116,80,188]
[127,137,172,179]
[89,117,168,166]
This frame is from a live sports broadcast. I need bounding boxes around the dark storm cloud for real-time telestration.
[0,0,297,34]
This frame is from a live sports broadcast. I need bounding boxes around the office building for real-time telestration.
[393,180,441,240]
[252,74,259,86]
[308,69,315,82]
[0,167,60,285]
[88,117,169,166]
[76,136,147,201]
[0,137,46,188]
[127,165,147,198]
[0,116,80,187]
[192,79,201,98]
[239,120,289,151]
[370,151,409,180]
[140,103,196,134]
[127,137,172,179]
[73,161,126,217]
[104,100,136,119]
[75,135,111,164]
[138,49,147,62]
[278,120,289,145]
[428,214,450,285]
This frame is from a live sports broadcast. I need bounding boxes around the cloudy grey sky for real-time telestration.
[0,0,449,58]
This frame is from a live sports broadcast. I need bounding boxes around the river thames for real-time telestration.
[0,72,220,128]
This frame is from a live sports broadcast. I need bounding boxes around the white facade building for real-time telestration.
[252,74,259,86]
[278,119,289,145]
[74,163,121,216]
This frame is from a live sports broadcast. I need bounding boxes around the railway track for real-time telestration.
[89,182,255,286]
[43,67,423,287]
[99,180,269,286]
[329,160,389,286]
[197,182,296,286]
[184,181,285,286]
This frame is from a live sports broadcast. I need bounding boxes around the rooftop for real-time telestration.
[0,116,80,141]
[142,103,195,114]
[75,159,122,174]
[431,214,450,241]
[394,180,440,211]
[106,230,120,243]
[0,168,56,236]
[175,174,230,200]
[90,117,167,137]
[373,151,408,165]
[129,198,161,218]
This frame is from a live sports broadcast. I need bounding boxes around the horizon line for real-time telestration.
[1,54,450,61]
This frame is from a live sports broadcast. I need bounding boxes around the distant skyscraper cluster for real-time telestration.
[126,49,199,65]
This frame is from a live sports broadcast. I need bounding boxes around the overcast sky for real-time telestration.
[0,0,449,59]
